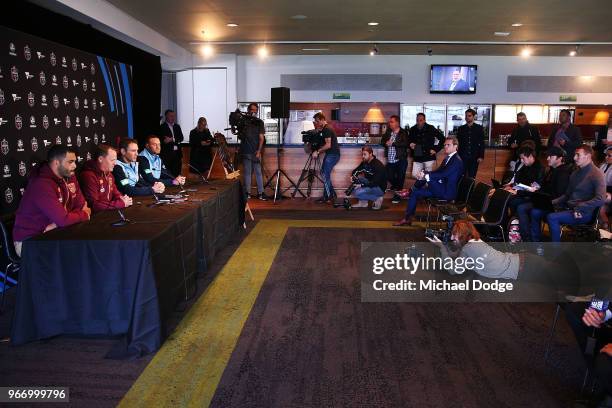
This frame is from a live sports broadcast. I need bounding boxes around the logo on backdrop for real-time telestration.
[51,74,57,86]
[17,139,24,152]
[24,45,31,61]
[29,116,36,128]
[42,115,49,129]
[84,116,89,128]
[37,51,45,59]
[11,66,18,82]
[74,96,79,109]
[61,56,67,68]
[5,188,14,204]
[65,115,71,128]
[18,161,26,177]
[12,93,21,102]
[25,71,34,80]
[55,135,62,145]
[76,134,82,147]
[92,98,97,110]
[93,133,99,144]
[82,79,87,92]
[91,81,96,92]
[1,139,9,155]
[90,63,95,75]
[71,58,77,71]
[14,115,22,130]
[50,52,57,66]
[66,136,72,146]
[27,92,35,107]
[75,117,80,127]
[101,115,105,127]
[0,89,4,105]
[31,137,38,152]
[52,94,59,108]
[3,165,11,178]
[39,71,46,85]
[41,94,47,106]
[9,43,17,56]
[62,75,69,89]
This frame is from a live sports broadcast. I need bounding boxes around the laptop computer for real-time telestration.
[531,192,555,212]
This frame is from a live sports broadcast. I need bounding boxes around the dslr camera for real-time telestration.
[424,215,455,243]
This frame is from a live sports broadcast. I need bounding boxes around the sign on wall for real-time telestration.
[0,26,133,214]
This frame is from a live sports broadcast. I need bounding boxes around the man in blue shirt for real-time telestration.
[138,135,186,187]
[113,138,166,196]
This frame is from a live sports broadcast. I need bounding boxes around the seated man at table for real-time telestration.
[394,136,464,226]
[531,144,605,242]
[349,145,387,210]
[138,135,186,187]
[113,138,166,196]
[81,144,133,212]
[13,145,91,256]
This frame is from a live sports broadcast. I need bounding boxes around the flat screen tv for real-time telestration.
[430,65,477,94]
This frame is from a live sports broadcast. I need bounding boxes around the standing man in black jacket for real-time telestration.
[350,145,387,210]
[380,115,409,203]
[408,112,445,181]
[508,112,542,160]
[158,109,184,177]
[516,146,573,241]
[456,108,485,178]
[547,109,582,163]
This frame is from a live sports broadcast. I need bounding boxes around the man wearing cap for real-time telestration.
[598,146,612,230]
[516,146,574,241]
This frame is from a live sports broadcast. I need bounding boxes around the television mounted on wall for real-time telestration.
[430,65,477,94]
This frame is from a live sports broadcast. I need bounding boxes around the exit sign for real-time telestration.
[559,95,577,102]
[333,92,351,100]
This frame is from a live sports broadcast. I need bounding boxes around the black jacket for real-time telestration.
[547,124,582,160]
[137,155,175,187]
[407,123,445,162]
[158,122,184,159]
[508,123,542,155]
[540,162,575,199]
[352,157,387,191]
[112,164,155,197]
[189,128,214,172]
[380,128,409,161]
[457,123,485,160]
[512,161,544,195]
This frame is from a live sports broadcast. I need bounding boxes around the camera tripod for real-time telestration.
[291,151,325,198]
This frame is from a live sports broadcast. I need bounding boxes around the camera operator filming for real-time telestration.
[345,145,387,210]
[311,112,341,204]
[232,103,268,200]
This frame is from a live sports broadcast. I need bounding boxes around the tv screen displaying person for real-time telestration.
[448,69,470,92]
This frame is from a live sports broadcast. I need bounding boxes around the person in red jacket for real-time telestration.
[13,145,91,256]
[80,144,133,212]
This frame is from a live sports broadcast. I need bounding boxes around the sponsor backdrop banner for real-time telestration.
[0,25,133,214]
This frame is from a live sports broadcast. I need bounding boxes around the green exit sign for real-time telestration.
[333,92,351,100]
[559,95,577,102]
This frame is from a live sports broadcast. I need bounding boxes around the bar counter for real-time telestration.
[182,144,515,196]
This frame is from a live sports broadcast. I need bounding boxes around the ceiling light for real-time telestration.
[368,22,379,26]
[258,46,269,58]
[201,44,214,57]
[291,15,307,20]
[569,50,577,57]
[512,23,523,27]
[369,45,379,56]
[521,47,531,57]
[226,23,239,27]
[494,32,510,37]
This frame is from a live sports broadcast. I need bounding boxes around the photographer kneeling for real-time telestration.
[349,145,387,210]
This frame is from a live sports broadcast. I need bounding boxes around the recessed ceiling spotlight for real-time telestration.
[368,22,379,26]
[226,23,239,27]
[258,46,269,58]
[521,47,531,57]
[512,23,523,27]
[201,44,213,57]
[291,15,307,20]
[569,45,579,57]
[494,32,510,36]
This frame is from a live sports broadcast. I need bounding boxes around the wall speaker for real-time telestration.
[331,108,340,121]
[271,87,290,118]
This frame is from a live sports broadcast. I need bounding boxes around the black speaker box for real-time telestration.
[271,87,290,118]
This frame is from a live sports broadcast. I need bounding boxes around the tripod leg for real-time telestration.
[207,150,217,180]
[291,155,313,198]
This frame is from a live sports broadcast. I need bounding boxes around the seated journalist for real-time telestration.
[349,145,387,210]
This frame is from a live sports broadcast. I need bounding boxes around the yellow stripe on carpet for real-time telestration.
[119,219,419,408]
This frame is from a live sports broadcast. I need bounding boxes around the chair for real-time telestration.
[426,176,475,227]
[439,182,492,221]
[470,189,512,243]
[0,216,20,310]
[559,206,602,242]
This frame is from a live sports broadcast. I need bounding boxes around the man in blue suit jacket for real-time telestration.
[394,136,464,226]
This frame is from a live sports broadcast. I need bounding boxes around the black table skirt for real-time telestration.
[11,180,244,358]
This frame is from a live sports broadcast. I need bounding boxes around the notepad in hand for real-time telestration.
[513,183,532,191]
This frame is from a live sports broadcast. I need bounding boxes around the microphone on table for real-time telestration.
[187,163,209,185]
[160,168,187,195]
[97,198,132,226]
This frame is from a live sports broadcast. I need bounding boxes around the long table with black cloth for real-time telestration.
[10,179,244,359]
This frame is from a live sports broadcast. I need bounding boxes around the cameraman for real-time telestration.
[312,112,341,204]
[239,103,268,200]
[350,145,387,210]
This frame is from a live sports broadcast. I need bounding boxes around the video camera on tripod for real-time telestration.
[301,129,325,151]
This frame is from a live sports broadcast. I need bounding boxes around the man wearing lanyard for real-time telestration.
[138,135,186,187]
[380,115,409,203]
[80,144,132,212]
[158,109,184,176]
[113,138,165,196]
